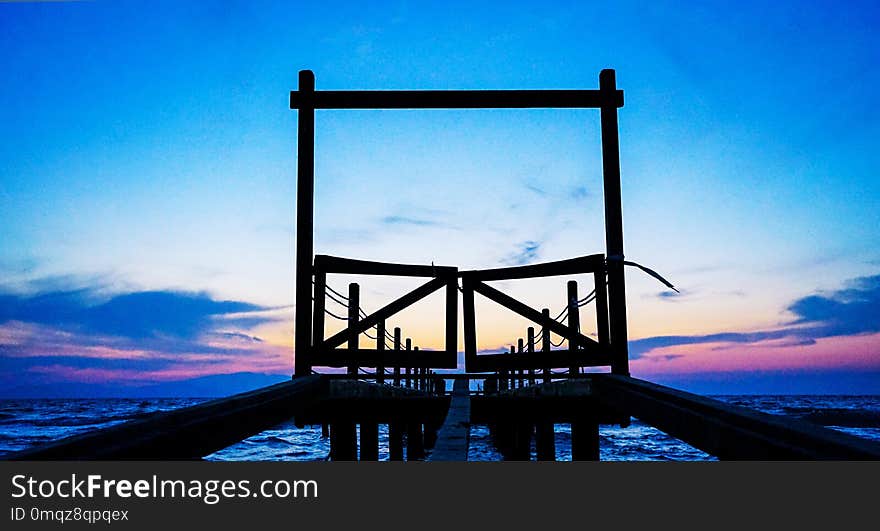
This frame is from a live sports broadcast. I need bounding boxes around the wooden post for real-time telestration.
[347,283,360,375]
[311,268,326,360]
[405,338,412,388]
[330,422,357,461]
[393,327,402,386]
[594,270,610,347]
[509,346,517,389]
[461,276,477,371]
[542,308,551,384]
[414,347,420,391]
[536,422,555,461]
[599,68,630,376]
[571,408,600,461]
[517,338,525,388]
[389,422,404,461]
[567,280,580,375]
[513,423,532,460]
[376,320,385,384]
[407,422,424,460]
[445,278,458,361]
[294,70,315,378]
[359,422,379,461]
[527,327,536,385]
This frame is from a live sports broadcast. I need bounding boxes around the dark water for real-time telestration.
[1,396,878,460]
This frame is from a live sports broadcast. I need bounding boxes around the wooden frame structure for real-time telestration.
[311,255,458,369]
[291,69,630,377]
[460,254,613,372]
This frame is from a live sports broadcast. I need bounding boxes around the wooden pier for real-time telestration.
[7,70,880,461]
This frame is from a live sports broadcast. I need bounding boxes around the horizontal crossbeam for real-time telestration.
[314,348,457,369]
[315,255,457,277]
[291,89,623,110]
[459,254,605,281]
[470,349,612,371]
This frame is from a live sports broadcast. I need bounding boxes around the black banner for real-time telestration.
[2,462,876,529]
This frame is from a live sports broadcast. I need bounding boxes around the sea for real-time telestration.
[1,395,878,461]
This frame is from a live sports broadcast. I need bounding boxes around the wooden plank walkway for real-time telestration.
[429,379,471,461]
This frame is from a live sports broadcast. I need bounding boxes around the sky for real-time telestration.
[0,0,878,396]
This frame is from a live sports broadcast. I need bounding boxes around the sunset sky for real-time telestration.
[1,0,878,396]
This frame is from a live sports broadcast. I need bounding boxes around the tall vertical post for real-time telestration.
[393,327,402,386]
[599,68,629,376]
[542,308,551,384]
[567,280,580,375]
[347,283,360,375]
[294,70,315,377]
[376,320,386,384]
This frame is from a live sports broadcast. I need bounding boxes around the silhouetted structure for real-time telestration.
[7,70,880,461]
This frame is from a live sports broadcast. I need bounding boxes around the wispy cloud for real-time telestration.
[501,240,541,266]
[524,182,548,196]
[380,215,441,227]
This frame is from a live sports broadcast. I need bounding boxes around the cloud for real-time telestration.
[630,273,880,359]
[381,215,440,227]
[214,332,264,343]
[501,240,541,266]
[0,288,269,340]
[524,182,548,196]
[654,289,692,301]
[786,274,880,336]
[570,186,590,200]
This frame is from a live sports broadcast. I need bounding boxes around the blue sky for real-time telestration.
[1,0,878,396]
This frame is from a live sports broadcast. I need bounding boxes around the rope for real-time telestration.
[324,282,351,301]
[577,289,597,306]
[609,257,680,293]
[323,308,348,321]
[554,306,568,323]
[324,289,349,309]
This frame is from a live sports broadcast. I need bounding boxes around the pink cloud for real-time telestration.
[632,332,880,377]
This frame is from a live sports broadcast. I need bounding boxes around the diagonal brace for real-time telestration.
[470,280,603,354]
[321,277,448,350]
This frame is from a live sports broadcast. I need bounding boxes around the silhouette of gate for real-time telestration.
[292,69,630,378]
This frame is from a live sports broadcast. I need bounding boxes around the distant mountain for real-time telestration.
[0,372,291,399]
